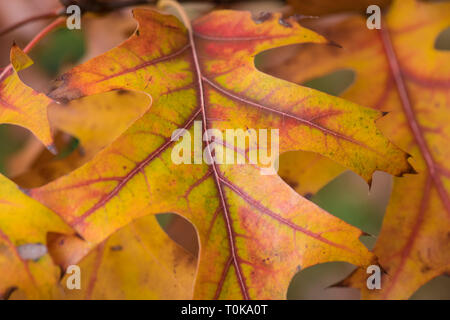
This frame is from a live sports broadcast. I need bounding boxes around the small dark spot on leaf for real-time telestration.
[421,265,431,273]
[57,74,67,82]
[281,176,298,190]
[361,231,374,237]
[327,40,342,48]
[77,146,86,157]
[110,245,123,251]
[75,232,85,241]
[379,264,389,275]
[304,192,313,200]
[278,18,292,28]
[136,30,140,36]
[116,89,128,95]
[56,97,71,105]
[252,12,272,24]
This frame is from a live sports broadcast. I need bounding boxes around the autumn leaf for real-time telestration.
[50,91,150,159]
[12,90,151,188]
[0,45,54,151]
[28,8,412,299]
[0,173,72,299]
[266,0,450,299]
[278,151,344,197]
[50,214,196,300]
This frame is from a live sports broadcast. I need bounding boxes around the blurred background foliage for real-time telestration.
[0,0,448,300]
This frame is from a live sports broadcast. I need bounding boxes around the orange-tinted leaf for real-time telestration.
[6,135,44,178]
[263,16,396,111]
[11,133,85,188]
[30,9,412,299]
[266,0,450,299]
[279,151,344,197]
[49,90,151,159]
[47,232,90,272]
[54,215,196,300]
[12,90,150,188]
[0,45,54,150]
[0,174,72,299]
[341,172,450,299]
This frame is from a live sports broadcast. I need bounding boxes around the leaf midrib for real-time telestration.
[188,23,251,300]
[57,21,381,300]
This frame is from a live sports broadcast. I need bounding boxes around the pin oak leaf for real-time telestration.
[0,45,54,151]
[266,0,450,299]
[27,9,413,299]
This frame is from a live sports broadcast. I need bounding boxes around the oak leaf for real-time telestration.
[0,45,54,151]
[278,151,344,197]
[29,9,412,299]
[0,174,72,299]
[53,214,196,300]
[265,0,450,299]
[13,90,151,188]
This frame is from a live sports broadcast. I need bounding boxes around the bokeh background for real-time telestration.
[0,0,449,299]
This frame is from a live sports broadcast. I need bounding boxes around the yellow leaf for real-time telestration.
[12,90,151,188]
[279,151,344,197]
[29,9,413,299]
[0,45,54,150]
[266,0,450,299]
[54,215,196,300]
[0,174,72,299]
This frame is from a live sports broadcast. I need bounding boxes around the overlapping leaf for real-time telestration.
[54,214,196,300]
[278,151,344,197]
[29,9,412,299]
[0,45,54,150]
[0,174,72,299]
[0,180,196,300]
[266,0,450,299]
[13,90,151,188]
[0,81,193,299]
